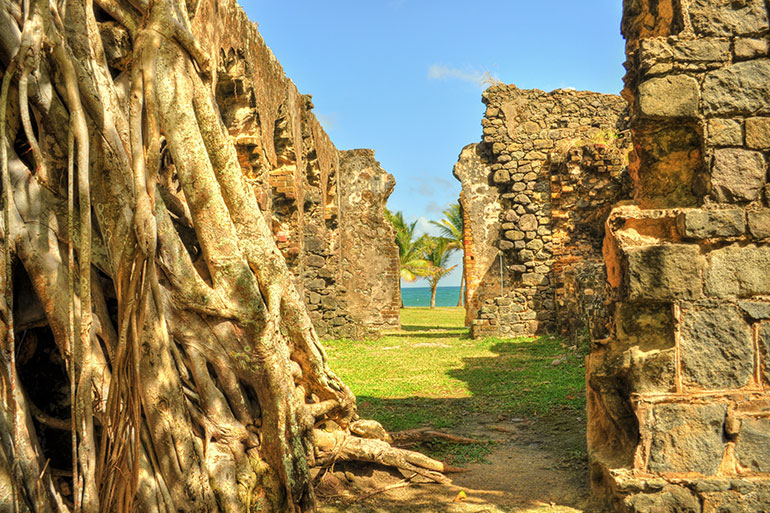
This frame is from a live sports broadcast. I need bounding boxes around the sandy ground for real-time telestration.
[318,412,590,513]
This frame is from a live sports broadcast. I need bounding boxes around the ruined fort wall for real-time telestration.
[339,150,401,333]
[587,1,770,511]
[183,0,396,338]
[455,86,629,340]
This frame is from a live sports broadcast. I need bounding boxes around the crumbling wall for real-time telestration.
[339,150,401,333]
[587,1,770,511]
[454,144,504,328]
[455,85,629,339]
[187,0,395,338]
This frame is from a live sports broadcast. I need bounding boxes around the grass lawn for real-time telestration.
[324,307,586,433]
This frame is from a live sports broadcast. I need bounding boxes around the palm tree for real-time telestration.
[430,202,464,306]
[386,209,429,307]
[417,237,458,309]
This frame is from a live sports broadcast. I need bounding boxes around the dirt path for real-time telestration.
[318,411,589,513]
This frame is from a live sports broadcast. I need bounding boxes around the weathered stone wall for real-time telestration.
[185,0,396,338]
[339,150,401,333]
[455,85,629,340]
[454,144,504,327]
[588,1,770,511]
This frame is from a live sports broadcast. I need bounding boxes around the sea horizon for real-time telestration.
[401,286,461,307]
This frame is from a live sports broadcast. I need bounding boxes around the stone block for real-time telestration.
[304,235,325,253]
[739,301,770,320]
[673,38,731,62]
[626,244,705,300]
[504,230,525,241]
[638,75,700,118]
[305,254,326,268]
[680,305,754,389]
[626,347,676,393]
[647,403,726,475]
[710,149,766,203]
[518,214,538,231]
[615,303,675,351]
[706,118,742,147]
[677,209,745,239]
[761,323,770,383]
[694,478,731,493]
[633,123,702,207]
[735,418,770,473]
[702,489,770,513]
[493,169,510,183]
[747,210,770,238]
[521,273,547,286]
[745,117,770,149]
[689,0,769,37]
[320,295,338,308]
[518,249,534,262]
[703,61,770,116]
[735,38,770,60]
[307,278,327,291]
[623,485,700,513]
[705,243,770,297]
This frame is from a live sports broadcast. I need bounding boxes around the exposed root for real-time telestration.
[314,429,466,485]
[0,3,461,511]
[0,57,20,513]
[391,428,484,447]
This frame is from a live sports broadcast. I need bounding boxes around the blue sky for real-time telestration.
[240,1,627,287]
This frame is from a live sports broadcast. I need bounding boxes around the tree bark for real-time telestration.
[456,271,464,307]
[430,283,437,309]
[0,1,450,511]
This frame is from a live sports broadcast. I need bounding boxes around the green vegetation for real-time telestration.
[325,308,585,432]
[415,237,457,309]
[430,202,465,307]
[386,207,464,308]
[385,209,429,284]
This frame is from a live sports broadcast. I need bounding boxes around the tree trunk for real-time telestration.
[456,271,464,307]
[0,1,451,511]
[430,283,437,309]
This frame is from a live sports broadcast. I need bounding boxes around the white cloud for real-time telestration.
[427,64,500,88]
[408,175,458,197]
[425,201,445,216]
[413,216,443,238]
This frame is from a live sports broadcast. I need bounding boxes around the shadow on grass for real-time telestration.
[326,332,590,511]
[398,324,467,333]
[385,331,468,341]
[355,334,587,453]
[356,338,584,427]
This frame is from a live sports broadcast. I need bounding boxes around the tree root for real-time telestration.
[0,2,464,511]
[391,428,483,447]
[314,428,466,485]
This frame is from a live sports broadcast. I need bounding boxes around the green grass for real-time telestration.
[324,307,585,432]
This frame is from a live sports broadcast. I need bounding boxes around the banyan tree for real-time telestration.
[0,0,454,511]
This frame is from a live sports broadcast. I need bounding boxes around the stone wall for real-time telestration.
[587,1,770,511]
[339,150,401,333]
[455,85,629,340]
[185,0,397,338]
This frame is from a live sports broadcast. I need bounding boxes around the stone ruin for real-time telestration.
[174,0,400,338]
[589,1,770,511]
[454,86,630,341]
[456,1,770,511]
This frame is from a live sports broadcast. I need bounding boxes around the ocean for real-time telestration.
[401,286,462,307]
